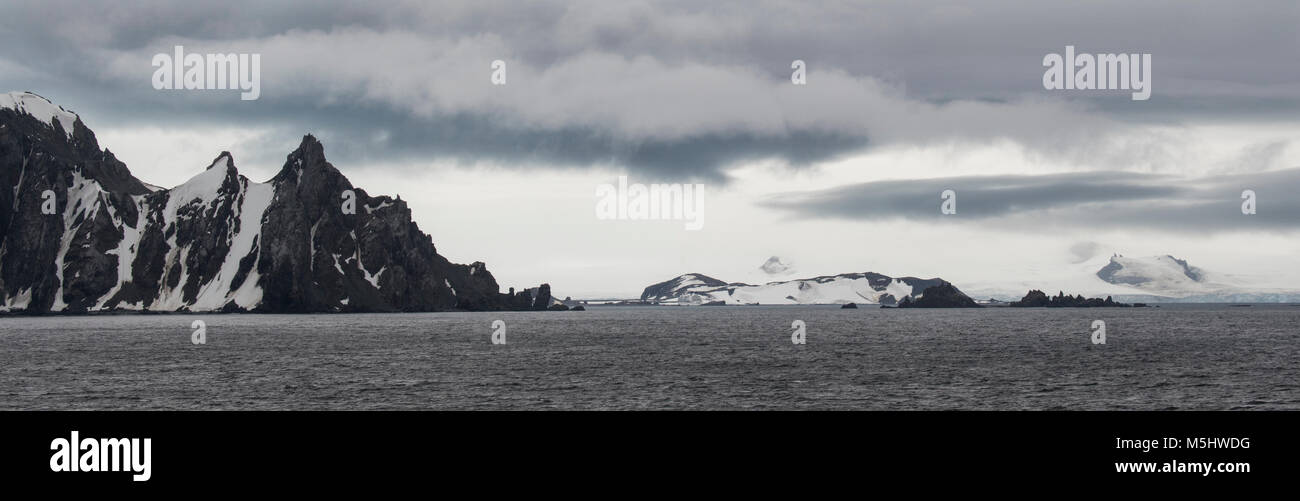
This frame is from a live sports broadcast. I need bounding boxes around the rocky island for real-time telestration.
[1008,290,1133,307]
[894,282,981,308]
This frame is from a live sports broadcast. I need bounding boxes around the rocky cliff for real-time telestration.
[0,91,543,313]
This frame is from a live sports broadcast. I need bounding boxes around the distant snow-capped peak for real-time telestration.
[1095,254,1219,294]
[759,256,795,275]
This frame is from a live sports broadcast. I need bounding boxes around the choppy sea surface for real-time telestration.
[1,305,1297,410]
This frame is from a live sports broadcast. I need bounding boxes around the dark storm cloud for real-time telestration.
[2,0,1297,177]
[308,113,869,181]
[764,172,1185,219]
[762,169,1300,233]
[61,94,869,181]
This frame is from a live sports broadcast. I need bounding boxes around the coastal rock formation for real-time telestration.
[1,91,544,313]
[1009,290,1130,307]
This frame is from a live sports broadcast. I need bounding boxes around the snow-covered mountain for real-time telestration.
[641,271,959,306]
[963,253,1300,303]
[1,91,548,313]
[1095,254,1218,296]
[1093,254,1300,302]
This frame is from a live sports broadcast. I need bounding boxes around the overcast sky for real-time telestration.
[3,0,1298,297]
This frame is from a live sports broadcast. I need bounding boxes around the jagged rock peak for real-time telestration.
[296,133,323,155]
[273,134,338,184]
[207,151,235,171]
[287,134,327,165]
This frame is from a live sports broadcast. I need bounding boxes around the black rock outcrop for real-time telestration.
[895,281,981,308]
[531,283,553,311]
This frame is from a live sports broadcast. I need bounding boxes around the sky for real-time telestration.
[2,0,1298,298]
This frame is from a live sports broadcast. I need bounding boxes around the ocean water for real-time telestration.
[1,305,1297,410]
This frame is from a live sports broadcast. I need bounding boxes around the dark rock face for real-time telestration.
[896,281,980,308]
[1011,289,1051,307]
[531,283,553,311]
[1009,290,1130,308]
[1,94,150,313]
[1,93,545,313]
[253,136,520,313]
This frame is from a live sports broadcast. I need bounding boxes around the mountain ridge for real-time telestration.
[641,271,966,306]
[1,91,543,313]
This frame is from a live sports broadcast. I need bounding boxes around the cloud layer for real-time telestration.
[763,168,1300,233]
[3,0,1298,178]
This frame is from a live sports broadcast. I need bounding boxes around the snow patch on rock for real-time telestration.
[0,91,79,137]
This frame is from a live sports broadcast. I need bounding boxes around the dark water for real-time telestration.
[1,305,1298,410]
